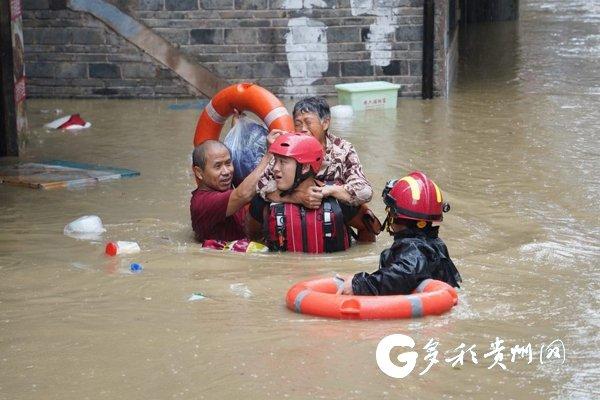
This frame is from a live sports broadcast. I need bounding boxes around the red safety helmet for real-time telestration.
[382,171,450,222]
[269,133,324,174]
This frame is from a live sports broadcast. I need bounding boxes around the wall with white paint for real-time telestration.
[281,1,329,96]
[22,0,454,98]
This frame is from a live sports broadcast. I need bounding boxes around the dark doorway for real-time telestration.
[1,0,19,157]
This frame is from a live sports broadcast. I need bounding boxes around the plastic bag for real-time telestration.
[63,215,105,240]
[223,115,268,186]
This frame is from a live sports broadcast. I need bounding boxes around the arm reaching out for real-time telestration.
[226,130,280,216]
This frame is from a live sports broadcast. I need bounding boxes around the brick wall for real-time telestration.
[22,0,195,97]
[22,0,453,99]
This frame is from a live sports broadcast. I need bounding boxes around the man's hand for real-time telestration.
[266,128,289,147]
[336,275,354,295]
[231,108,245,127]
[266,130,282,147]
[296,185,323,209]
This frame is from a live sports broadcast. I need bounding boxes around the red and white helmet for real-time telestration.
[382,171,450,222]
[269,133,324,174]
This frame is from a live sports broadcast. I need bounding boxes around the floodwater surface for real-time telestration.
[1,1,598,399]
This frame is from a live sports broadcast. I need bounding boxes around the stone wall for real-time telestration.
[22,0,453,99]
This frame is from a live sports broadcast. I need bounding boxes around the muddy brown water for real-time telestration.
[1,1,599,399]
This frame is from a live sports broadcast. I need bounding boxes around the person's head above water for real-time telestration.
[269,133,324,194]
[292,97,330,144]
[192,140,233,192]
[381,171,451,235]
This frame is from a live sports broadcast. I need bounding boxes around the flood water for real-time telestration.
[1,1,599,399]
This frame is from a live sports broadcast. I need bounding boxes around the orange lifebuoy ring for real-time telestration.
[193,83,294,146]
[286,277,458,320]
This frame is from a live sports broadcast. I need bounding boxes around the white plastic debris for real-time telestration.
[188,292,207,302]
[63,215,106,240]
[230,283,253,299]
[45,114,91,130]
[330,105,354,119]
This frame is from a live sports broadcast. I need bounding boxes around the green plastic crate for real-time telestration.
[335,81,401,111]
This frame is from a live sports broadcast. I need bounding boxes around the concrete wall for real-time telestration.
[22,0,454,99]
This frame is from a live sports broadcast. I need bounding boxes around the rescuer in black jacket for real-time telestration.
[339,171,462,296]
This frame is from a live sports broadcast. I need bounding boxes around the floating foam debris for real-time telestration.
[230,283,253,298]
[520,241,577,264]
[188,292,207,302]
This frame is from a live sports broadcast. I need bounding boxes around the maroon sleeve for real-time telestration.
[190,189,233,240]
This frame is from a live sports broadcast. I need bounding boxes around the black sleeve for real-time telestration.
[351,242,431,296]
[430,238,462,288]
[249,195,269,224]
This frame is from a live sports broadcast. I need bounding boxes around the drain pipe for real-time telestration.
[422,0,435,99]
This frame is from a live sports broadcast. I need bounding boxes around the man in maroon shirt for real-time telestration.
[190,134,278,242]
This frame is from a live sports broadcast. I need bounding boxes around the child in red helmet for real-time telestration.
[339,171,462,295]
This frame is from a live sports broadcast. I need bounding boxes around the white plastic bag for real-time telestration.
[223,115,268,186]
[63,215,105,240]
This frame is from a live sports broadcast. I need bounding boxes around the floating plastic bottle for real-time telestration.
[105,241,141,256]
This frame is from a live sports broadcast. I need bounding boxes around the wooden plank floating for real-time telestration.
[0,160,140,189]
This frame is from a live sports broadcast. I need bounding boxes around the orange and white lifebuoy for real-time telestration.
[286,277,458,320]
[193,83,294,146]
